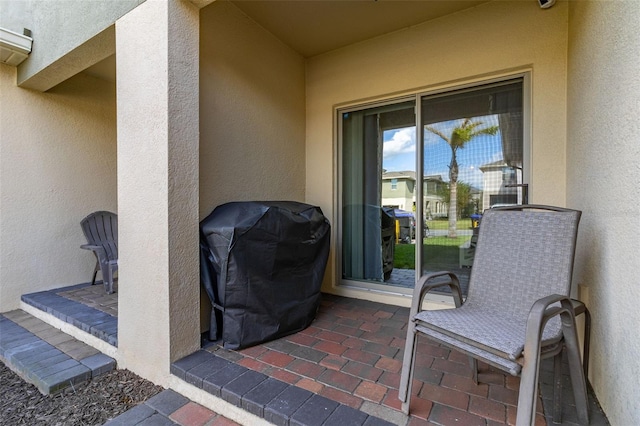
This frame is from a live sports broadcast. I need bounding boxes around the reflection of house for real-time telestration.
[381,171,447,218]
[424,175,448,218]
[480,160,521,208]
[381,171,415,211]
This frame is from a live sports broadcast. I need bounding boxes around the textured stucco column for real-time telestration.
[116,0,199,385]
[568,2,640,424]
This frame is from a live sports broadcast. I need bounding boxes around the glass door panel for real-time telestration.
[420,79,525,296]
[341,100,417,288]
[339,76,526,296]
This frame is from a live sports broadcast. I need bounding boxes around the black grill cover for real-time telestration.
[200,201,331,350]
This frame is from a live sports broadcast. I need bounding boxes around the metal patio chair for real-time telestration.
[398,205,589,425]
[80,211,118,294]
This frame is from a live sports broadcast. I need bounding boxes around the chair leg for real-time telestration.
[515,342,542,426]
[552,351,563,423]
[469,356,478,385]
[562,313,589,424]
[516,304,551,426]
[102,264,114,294]
[399,324,418,415]
[91,261,99,285]
[582,307,591,379]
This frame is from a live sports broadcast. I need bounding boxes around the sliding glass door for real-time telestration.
[341,100,416,285]
[420,78,525,295]
[339,76,527,295]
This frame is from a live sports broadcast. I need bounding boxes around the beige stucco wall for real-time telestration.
[198,1,306,332]
[0,64,117,312]
[0,0,143,91]
[306,0,569,304]
[199,1,306,218]
[567,1,640,424]
[116,0,200,384]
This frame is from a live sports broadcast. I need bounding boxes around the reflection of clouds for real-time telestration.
[423,115,504,190]
[383,128,415,158]
[459,166,484,189]
[424,131,442,146]
[387,116,504,185]
[490,151,503,164]
[460,152,504,189]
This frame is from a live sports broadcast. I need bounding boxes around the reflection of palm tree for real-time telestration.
[426,118,498,237]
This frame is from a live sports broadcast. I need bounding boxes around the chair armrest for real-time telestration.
[80,244,109,264]
[527,294,574,325]
[521,294,575,360]
[410,271,463,318]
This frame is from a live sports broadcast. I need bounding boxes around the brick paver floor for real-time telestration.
[105,389,241,426]
[32,284,609,425]
[207,294,548,425]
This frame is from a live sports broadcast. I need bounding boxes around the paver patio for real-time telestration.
[17,283,609,425]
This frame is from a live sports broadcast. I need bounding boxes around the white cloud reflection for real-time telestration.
[383,127,415,158]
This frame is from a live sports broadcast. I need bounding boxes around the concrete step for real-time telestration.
[21,283,118,347]
[0,309,115,395]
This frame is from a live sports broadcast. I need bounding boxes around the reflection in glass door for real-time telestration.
[339,76,526,295]
[341,100,417,288]
[420,78,525,296]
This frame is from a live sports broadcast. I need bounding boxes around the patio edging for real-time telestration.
[170,349,396,426]
[0,311,116,394]
[21,284,118,346]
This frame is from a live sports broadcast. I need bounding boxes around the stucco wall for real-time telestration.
[0,64,117,312]
[306,0,569,302]
[567,2,640,424]
[198,2,306,332]
[115,0,201,383]
[0,0,143,90]
[199,1,306,218]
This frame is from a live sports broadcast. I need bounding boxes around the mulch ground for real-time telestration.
[0,361,163,425]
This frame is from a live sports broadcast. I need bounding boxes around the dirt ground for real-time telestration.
[0,361,163,425]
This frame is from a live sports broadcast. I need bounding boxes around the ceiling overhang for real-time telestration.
[230,0,491,57]
[82,0,494,83]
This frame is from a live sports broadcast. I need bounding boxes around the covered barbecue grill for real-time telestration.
[199,201,331,350]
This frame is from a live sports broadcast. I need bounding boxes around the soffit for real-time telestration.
[83,54,116,82]
[230,0,491,58]
[81,0,492,82]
